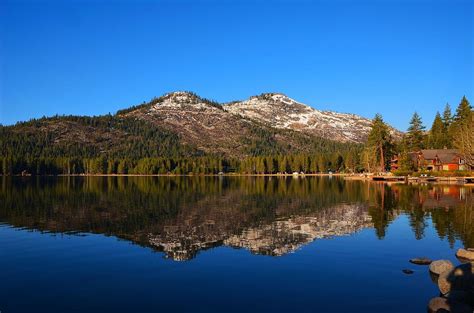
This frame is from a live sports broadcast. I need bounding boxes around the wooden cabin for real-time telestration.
[417,149,468,171]
[391,149,470,172]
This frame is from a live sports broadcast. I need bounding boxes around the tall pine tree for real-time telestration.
[442,103,452,128]
[428,112,445,149]
[366,114,392,172]
[405,112,425,151]
[441,103,453,148]
[454,96,472,123]
[451,96,473,167]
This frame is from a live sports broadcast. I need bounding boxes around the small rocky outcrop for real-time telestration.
[429,260,454,275]
[423,250,474,313]
[456,248,474,262]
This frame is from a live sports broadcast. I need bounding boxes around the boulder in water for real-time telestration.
[429,260,454,275]
[427,297,450,313]
[456,248,474,261]
[437,263,474,295]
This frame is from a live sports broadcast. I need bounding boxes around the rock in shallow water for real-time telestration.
[456,248,474,261]
[427,297,472,313]
[430,260,454,275]
[437,263,474,295]
[409,257,432,265]
[428,297,450,313]
[402,269,414,274]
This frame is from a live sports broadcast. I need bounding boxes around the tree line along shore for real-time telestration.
[1,96,472,176]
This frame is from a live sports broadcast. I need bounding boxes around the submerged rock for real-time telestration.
[402,269,414,274]
[427,297,472,313]
[456,248,474,262]
[430,260,454,275]
[427,297,450,313]
[409,257,432,265]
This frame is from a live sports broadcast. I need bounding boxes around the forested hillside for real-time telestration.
[0,109,363,175]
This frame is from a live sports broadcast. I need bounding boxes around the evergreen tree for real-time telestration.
[450,97,473,167]
[428,112,445,149]
[405,112,425,151]
[441,103,453,148]
[366,114,392,172]
[442,103,452,129]
[453,96,472,123]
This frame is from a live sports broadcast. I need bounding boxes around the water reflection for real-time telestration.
[0,177,472,261]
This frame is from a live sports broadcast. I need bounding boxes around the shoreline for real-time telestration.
[2,173,347,177]
[2,173,473,184]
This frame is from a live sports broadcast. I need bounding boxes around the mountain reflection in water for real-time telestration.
[0,176,472,261]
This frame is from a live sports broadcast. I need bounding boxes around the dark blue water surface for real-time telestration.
[0,176,472,313]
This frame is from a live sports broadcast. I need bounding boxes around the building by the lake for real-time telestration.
[390,149,471,172]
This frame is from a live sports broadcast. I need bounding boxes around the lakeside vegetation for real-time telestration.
[0,96,472,176]
[363,96,473,173]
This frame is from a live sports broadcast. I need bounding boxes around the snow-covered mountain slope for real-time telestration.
[121,91,401,156]
[224,93,401,143]
[5,91,403,161]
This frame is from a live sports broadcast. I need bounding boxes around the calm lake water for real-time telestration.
[0,176,472,313]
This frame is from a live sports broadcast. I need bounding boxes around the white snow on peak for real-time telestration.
[141,91,401,143]
[223,93,375,142]
[149,91,221,112]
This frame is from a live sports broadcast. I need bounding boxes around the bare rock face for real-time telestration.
[9,91,404,160]
[127,91,391,158]
[456,248,474,261]
[430,260,454,275]
[224,93,402,143]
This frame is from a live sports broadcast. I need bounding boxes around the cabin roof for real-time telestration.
[419,149,459,161]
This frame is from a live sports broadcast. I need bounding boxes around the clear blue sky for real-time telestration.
[1,0,472,130]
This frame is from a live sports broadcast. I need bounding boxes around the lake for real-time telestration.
[0,176,472,313]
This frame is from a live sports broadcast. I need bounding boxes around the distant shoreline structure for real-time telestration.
[2,173,473,184]
[2,173,343,177]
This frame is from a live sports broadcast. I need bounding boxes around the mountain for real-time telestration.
[128,91,401,145]
[225,93,382,143]
[1,91,402,162]
[122,91,401,153]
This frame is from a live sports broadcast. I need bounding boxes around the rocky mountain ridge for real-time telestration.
[131,91,401,144]
[2,91,403,161]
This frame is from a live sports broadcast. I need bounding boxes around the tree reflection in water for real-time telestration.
[0,176,472,260]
